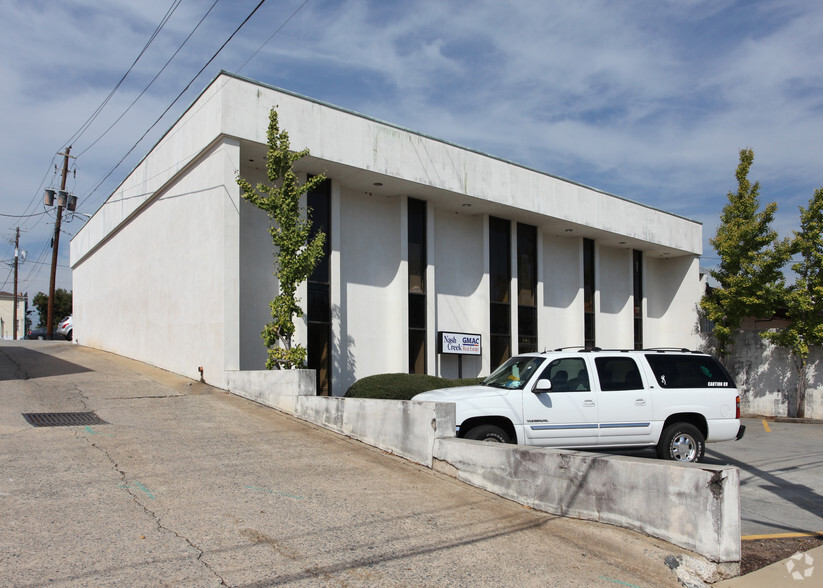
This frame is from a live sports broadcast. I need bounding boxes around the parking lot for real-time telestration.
[705,418,823,538]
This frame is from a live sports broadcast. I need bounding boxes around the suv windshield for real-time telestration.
[483,356,545,390]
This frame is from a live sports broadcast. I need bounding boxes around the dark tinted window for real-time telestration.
[644,354,735,389]
[539,357,590,392]
[595,357,643,391]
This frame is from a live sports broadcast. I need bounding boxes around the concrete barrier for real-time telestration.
[432,437,741,563]
[223,372,740,564]
[224,370,455,467]
[225,369,314,414]
[294,396,455,467]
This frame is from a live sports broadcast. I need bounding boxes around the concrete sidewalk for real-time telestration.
[1,342,721,586]
[715,544,822,586]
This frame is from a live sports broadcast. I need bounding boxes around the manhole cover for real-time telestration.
[22,412,108,427]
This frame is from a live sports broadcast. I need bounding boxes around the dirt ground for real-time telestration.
[741,536,823,575]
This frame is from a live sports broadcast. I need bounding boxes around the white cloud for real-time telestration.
[1,0,821,298]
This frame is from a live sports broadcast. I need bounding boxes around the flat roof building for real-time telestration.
[71,72,702,395]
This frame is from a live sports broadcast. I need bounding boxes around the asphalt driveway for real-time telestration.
[704,417,823,538]
[0,342,689,587]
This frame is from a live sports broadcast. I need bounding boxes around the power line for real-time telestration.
[78,0,270,209]
[76,0,221,159]
[0,211,50,219]
[237,0,311,73]
[62,0,183,150]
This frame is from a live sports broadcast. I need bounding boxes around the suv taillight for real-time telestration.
[736,396,740,419]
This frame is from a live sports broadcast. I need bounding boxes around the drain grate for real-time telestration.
[23,412,108,427]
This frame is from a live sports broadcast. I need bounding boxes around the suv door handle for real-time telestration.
[583,400,595,407]
[635,399,646,406]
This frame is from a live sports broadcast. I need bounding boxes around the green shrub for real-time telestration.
[345,373,483,400]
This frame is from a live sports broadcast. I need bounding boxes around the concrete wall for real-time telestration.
[218,74,702,257]
[433,437,740,563]
[597,246,632,348]
[542,235,583,349]
[225,371,740,564]
[339,189,405,384]
[645,255,702,349]
[73,138,240,386]
[719,330,823,419]
[434,209,486,379]
[224,369,456,467]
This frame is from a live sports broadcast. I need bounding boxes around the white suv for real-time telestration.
[412,349,745,463]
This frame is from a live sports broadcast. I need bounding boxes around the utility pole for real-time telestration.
[47,146,71,339]
[13,227,19,340]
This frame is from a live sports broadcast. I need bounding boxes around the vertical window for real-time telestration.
[307,178,331,395]
[633,249,643,350]
[489,217,511,369]
[408,198,426,374]
[583,238,595,349]
[517,223,537,353]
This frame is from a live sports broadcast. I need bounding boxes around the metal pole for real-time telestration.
[13,227,19,340]
[47,147,71,339]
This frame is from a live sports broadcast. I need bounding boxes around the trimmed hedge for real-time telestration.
[345,373,483,400]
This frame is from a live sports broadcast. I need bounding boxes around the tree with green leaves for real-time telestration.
[32,289,72,329]
[236,108,326,369]
[701,148,790,359]
[762,187,823,418]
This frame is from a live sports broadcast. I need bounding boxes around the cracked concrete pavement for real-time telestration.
[1,341,700,587]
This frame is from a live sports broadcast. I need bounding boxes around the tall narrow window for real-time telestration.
[583,238,595,349]
[307,178,331,395]
[517,223,537,353]
[408,198,426,374]
[633,249,643,350]
[489,217,511,369]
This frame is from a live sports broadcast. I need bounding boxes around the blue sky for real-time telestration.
[1,0,821,304]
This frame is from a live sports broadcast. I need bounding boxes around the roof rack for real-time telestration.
[643,347,698,353]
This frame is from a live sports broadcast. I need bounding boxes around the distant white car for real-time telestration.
[56,315,73,341]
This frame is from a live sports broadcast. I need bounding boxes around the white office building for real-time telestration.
[71,72,703,395]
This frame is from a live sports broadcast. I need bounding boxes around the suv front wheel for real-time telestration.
[657,423,705,463]
[464,424,511,443]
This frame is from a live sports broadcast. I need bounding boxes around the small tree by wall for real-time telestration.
[762,187,823,418]
[32,289,72,329]
[701,148,789,360]
[236,108,326,369]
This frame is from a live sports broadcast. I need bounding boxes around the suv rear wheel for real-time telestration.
[657,423,705,463]
[464,424,511,443]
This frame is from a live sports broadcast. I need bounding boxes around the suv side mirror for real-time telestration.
[533,379,552,393]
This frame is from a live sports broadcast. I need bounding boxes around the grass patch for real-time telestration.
[345,373,483,400]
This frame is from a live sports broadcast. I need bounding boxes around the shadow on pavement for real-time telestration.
[0,345,93,381]
[706,448,823,526]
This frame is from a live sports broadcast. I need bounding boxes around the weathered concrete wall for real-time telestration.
[224,373,741,563]
[294,396,456,467]
[225,369,315,414]
[706,331,823,419]
[225,370,456,467]
[432,437,740,563]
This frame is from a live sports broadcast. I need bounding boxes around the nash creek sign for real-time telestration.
[438,332,482,356]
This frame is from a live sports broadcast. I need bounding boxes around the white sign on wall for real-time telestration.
[438,331,482,356]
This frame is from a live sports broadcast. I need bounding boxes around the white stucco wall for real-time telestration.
[73,138,240,386]
[71,72,704,393]
[338,189,405,388]
[541,235,583,350]
[644,256,702,349]
[597,246,633,348]
[434,209,486,378]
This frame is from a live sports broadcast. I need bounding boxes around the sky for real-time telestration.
[1,0,821,313]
